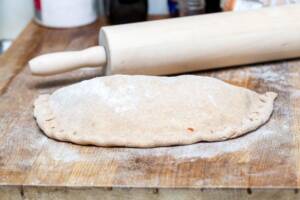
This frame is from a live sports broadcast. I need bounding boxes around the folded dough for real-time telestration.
[34,75,277,147]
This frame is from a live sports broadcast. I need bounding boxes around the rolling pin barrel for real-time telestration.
[29,4,300,76]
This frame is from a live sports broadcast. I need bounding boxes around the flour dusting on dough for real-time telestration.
[34,75,277,148]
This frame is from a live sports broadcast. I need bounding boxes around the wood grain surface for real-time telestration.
[1,19,300,199]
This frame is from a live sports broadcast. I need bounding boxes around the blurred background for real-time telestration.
[0,0,298,54]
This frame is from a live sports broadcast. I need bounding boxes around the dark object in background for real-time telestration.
[169,0,221,17]
[108,0,148,24]
[205,0,221,13]
[168,0,179,17]
[168,0,205,17]
[180,0,205,16]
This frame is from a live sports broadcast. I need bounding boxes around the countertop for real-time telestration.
[1,19,300,199]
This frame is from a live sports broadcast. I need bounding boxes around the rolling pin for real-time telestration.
[29,4,300,76]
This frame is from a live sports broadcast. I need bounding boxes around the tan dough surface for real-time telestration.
[34,75,277,147]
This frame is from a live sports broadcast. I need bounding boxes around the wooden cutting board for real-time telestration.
[1,19,300,199]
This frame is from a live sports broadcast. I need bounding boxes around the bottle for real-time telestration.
[168,0,179,17]
[168,0,205,17]
[178,0,205,16]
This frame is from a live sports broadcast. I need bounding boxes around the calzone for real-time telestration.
[34,75,277,147]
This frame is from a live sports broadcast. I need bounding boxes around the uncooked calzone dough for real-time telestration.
[34,75,277,147]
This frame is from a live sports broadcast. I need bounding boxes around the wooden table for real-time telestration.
[1,19,300,200]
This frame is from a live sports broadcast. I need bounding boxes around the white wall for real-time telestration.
[148,0,169,15]
[0,0,34,39]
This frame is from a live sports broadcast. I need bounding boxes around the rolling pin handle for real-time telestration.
[29,46,107,76]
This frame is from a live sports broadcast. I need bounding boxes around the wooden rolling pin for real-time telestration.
[29,4,300,76]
